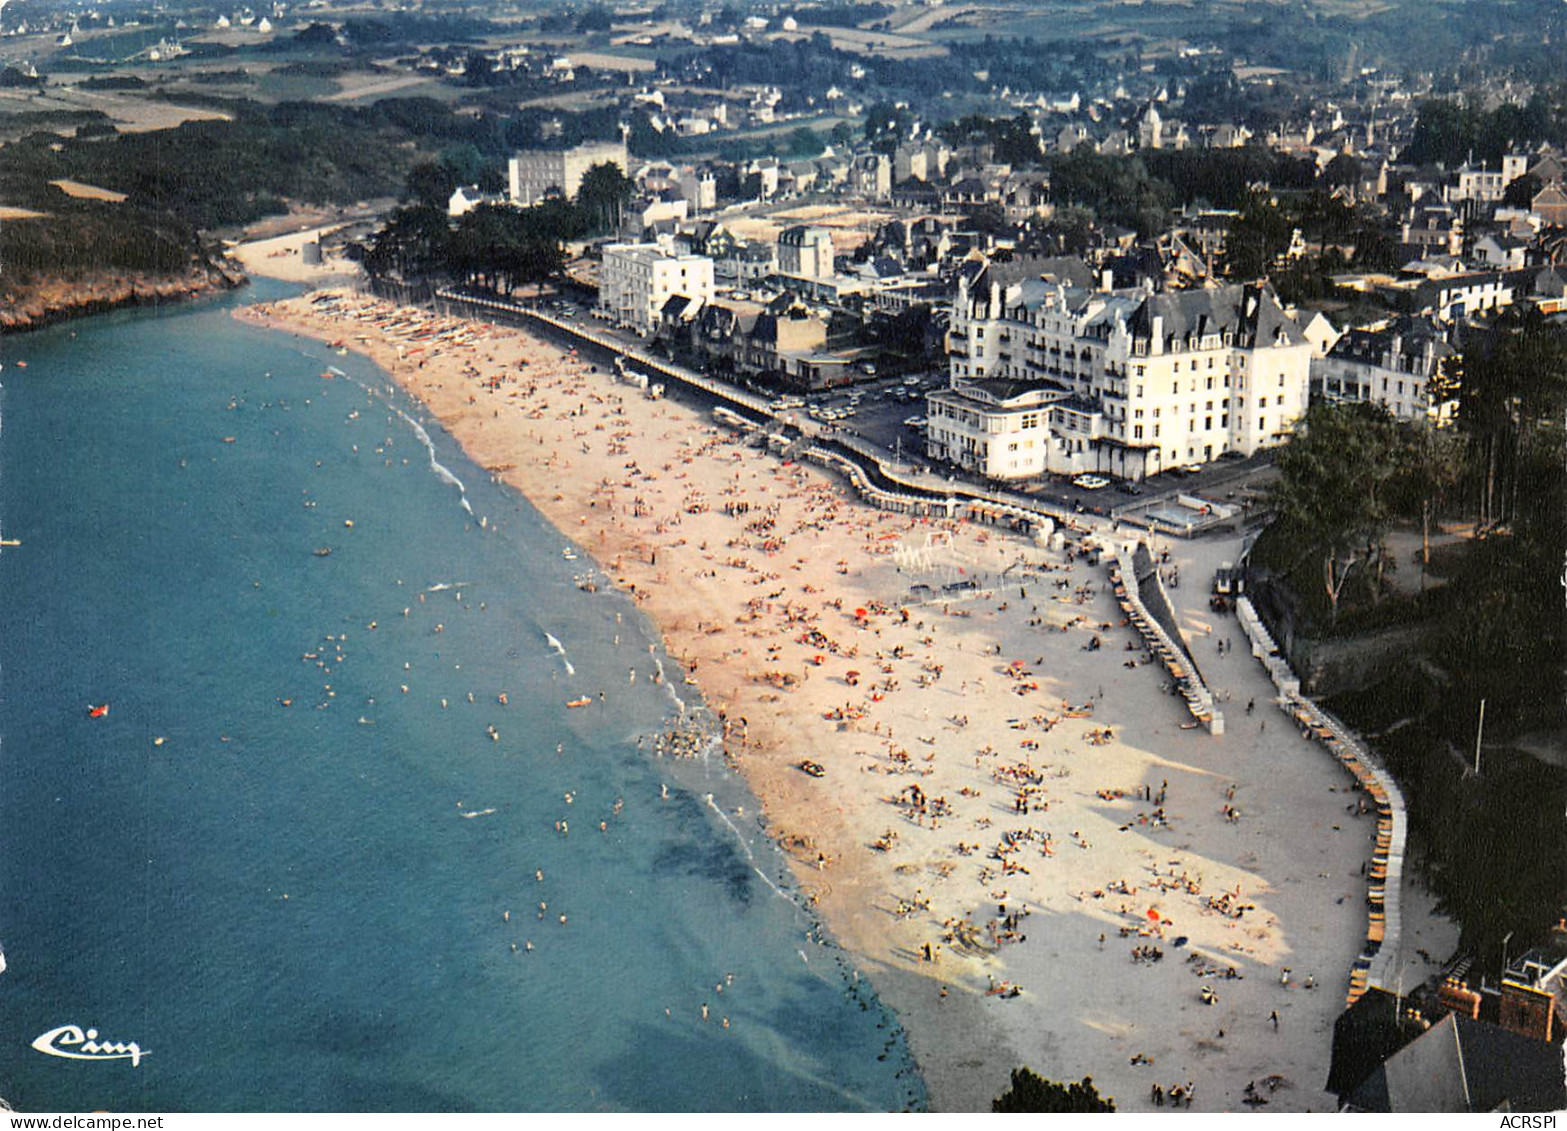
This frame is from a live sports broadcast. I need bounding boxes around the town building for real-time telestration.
[447,185,506,217]
[777,225,835,280]
[675,167,717,212]
[930,259,1311,481]
[1340,1012,1566,1112]
[1311,316,1456,423]
[596,242,714,336]
[685,296,850,390]
[1400,203,1464,258]
[1444,154,1529,205]
[507,141,629,206]
[1532,182,1567,226]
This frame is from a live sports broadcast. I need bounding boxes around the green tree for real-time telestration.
[1395,426,1465,585]
[993,1069,1115,1113]
[863,101,911,154]
[1324,152,1362,188]
[1352,224,1401,272]
[1224,192,1293,279]
[402,161,457,210]
[292,21,338,46]
[576,4,613,32]
[1438,309,1567,528]
[575,160,633,234]
[1270,401,1410,623]
[464,51,494,87]
[1403,99,1479,167]
[992,113,1040,167]
[365,204,452,279]
[1503,172,1542,209]
[787,126,823,158]
[964,201,1008,234]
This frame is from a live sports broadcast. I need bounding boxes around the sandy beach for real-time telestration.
[234,288,1456,1113]
[227,226,361,286]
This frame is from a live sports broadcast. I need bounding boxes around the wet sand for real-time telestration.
[235,289,1454,1112]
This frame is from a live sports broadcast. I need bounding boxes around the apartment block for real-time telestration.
[507,141,629,206]
[596,243,715,336]
[930,260,1311,480]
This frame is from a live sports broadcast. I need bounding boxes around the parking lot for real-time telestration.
[770,372,944,460]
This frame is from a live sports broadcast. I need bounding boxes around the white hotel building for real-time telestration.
[927,261,1312,481]
[596,243,715,337]
[507,141,629,206]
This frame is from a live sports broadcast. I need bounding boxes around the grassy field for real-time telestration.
[0,83,230,136]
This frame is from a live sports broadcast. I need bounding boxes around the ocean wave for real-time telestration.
[343,371,474,520]
[704,793,801,912]
[544,631,576,676]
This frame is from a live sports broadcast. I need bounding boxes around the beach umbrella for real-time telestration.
[1146,907,1161,921]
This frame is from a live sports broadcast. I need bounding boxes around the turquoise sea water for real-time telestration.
[0,286,923,1112]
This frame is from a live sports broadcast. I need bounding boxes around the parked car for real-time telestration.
[1073,474,1110,490]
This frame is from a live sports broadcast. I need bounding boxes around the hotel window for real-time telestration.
[1021,413,1039,429]
[1205,416,1212,430]
[1134,425,1144,439]
[1153,425,1161,438]
[1259,416,1266,431]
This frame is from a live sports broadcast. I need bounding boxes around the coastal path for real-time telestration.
[1233,592,1408,1006]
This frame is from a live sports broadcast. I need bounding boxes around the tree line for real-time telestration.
[1259,310,1567,969]
[365,160,634,292]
